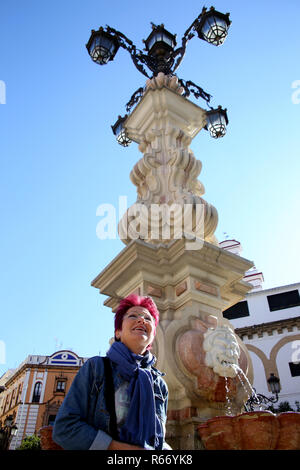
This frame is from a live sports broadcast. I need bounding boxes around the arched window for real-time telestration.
[32,382,42,403]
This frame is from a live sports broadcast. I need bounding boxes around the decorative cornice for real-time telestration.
[235,316,300,340]
[3,363,82,388]
[245,282,300,298]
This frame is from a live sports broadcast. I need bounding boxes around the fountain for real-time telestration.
[91,74,257,449]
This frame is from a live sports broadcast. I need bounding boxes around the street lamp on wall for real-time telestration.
[267,373,281,396]
[0,415,18,450]
[86,5,231,146]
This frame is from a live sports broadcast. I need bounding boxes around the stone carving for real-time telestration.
[176,316,249,404]
[145,72,185,96]
[203,322,240,378]
[118,74,219,246]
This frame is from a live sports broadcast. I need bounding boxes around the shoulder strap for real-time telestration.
[103,357,118,440]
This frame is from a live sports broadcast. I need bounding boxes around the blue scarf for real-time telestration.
[106,342,162,449]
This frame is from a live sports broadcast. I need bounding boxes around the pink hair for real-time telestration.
[114,294,159,349]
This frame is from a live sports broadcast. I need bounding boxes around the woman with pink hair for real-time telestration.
[53,294,171,450]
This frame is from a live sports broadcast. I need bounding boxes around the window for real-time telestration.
[289,362,300,377]
[48,415,57,426]
[56,380,66,392]
[223,300,249,320]
[3,395,9,413]
[267,290,300,312]
[17,383,22,404]
[9,388,16,409]
[32,382,42,403]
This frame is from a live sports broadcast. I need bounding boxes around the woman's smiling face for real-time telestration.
[115,306,156,355]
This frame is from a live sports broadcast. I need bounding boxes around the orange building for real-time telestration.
[0,350,88,449]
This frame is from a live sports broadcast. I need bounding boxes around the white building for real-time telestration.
[220,239,300,410]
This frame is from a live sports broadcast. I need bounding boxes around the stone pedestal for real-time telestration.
[92,74,254,449]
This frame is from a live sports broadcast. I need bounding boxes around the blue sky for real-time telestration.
[0,0,299,376]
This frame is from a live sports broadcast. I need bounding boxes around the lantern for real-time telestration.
[86,28,119,65]
[205,106,228,138]
[144,24,176,58]
[111,116,131,147]
[267,373,281,395]
[196,7,231,46]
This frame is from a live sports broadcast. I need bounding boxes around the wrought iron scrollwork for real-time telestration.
[103,25,151,78]
[126,87,145,113]
[97,12,222,114]
[125,78,212,115]
[171,12,203,74]
[244,389,279,412]
[102,15,215,113]
[124,78,212,115]
[101,13,209,80]
[178,78,212,105]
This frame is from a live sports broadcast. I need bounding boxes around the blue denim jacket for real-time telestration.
[52,356,170,450]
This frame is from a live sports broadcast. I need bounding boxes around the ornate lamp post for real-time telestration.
[86,6,231,145]
[88,7,260,450]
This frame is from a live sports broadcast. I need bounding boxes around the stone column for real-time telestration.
[118,73,218,247]
[92,73,254,449]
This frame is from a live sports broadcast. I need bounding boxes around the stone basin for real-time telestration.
[197,411,300,450]
[39,425,63,450]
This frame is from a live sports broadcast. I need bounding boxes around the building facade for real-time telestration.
[221,239,300,409]
[0,350,88,449]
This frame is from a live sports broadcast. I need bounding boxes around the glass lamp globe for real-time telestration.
[86,28,119,65]
[144,24,176,58]
[197,7,231,46]
[111,116,132,147]
[205,106,228,138]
